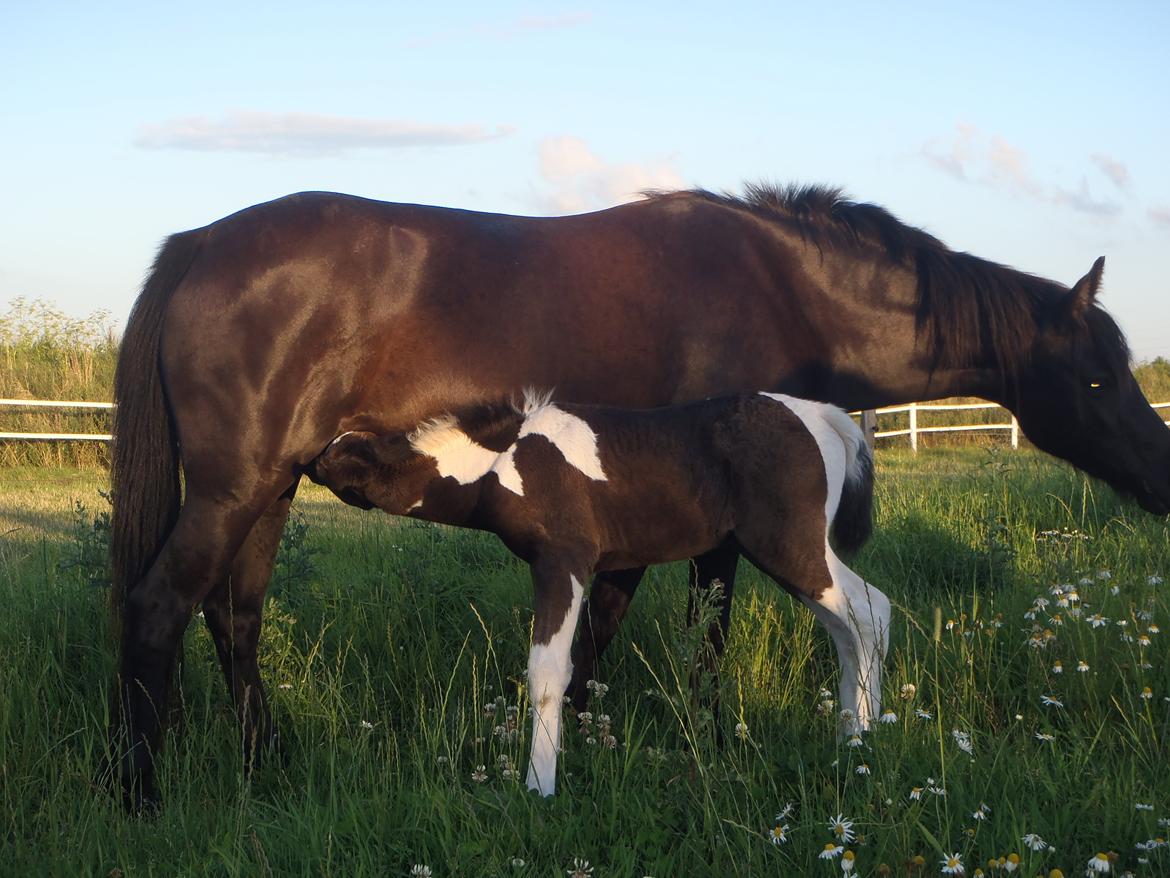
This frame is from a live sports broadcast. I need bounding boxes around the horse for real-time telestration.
[109,183,1170,808]
[304,390,882,796]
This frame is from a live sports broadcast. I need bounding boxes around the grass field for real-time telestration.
[1,450,1168,877]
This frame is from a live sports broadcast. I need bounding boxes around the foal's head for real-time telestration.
[309,431,435,512]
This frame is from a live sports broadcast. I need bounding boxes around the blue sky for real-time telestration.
[3,1,1168,360]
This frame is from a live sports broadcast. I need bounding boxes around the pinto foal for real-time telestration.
[306,391,890,796]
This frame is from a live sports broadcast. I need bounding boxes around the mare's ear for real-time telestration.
[1062,256,1105,322]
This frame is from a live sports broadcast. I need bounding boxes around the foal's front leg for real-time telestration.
[526,556,588,796]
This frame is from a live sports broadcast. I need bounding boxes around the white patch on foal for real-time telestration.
[407,415,525,495]
[760,392,890,733]
[526,574,585,796]
[510,395,607,483]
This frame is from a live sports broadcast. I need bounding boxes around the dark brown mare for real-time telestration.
[304,390,881,796]
[109,183,1170,807]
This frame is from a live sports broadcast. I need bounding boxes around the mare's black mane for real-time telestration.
[664,183,1129,380]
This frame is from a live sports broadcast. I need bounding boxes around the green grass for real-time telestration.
[1,452,1168,877]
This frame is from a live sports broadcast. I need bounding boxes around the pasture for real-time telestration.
[1,449,1167,876]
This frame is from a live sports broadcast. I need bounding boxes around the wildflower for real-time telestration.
[900,683,917,700]
[585,679,608,698]
[952,729,974,755]
[410,867,432,878]
[566,858,594,877]
[1052,660,1063,674]
[1149,624,1161,634]
[1087,852,1110,873]
[847,735,864,748]
[1040,695,1064,708]
[1140,687,1153,701]
[1088,614,1109,628]
[819,687,834,699]
[855,763,871,776]
[828,813,855,843]
[278,682,292,690]
[910,854,926,869]
[1035,731,1055,742]
[879,710,898,723]
[914,708,933,720]
[1149,575,1163,586]
[1138,634,1152,647]
[1023,833,1049,851]
[973,803,991,821]
[1077,660,1089,673]
[820,843,844,860]
[734,722,749,740]
[359,720,375,730]
[927,783,947,797]
[1135,803,1154,811]
[818,699,837,717]
[776,802,795,821]
[1003,852,1019,872]
[909,786,924,801]
[1048,870,1064,878]
[769,823,789,845]
[941,852,965,875]
[511,858,526,868]
[471,765,487,783]
[841,849,856,872]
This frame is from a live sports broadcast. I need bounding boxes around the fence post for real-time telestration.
[909,402,918,453]
[860,409,877,451]
[1010,415,1019,449]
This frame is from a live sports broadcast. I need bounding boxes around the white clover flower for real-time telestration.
[1147,574,1163,586]
[734,722,749,740]
[471,765,487,783]
[410,867,433,878]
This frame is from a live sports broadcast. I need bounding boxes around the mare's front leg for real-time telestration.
[568,566,645,711]
[526,553,590,796]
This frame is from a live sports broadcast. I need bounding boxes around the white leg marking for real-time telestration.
[803,547,890,735]
[526,574,585,796]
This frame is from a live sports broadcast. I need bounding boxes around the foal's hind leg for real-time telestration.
[799,549,890,734]
[201,481,298,769]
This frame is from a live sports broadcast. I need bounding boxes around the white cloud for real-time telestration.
[1090,152,1130,190]
[136,111,514,157]
[921,124,1122,217]
[1149,207,1170,228]
[534,136,684,214]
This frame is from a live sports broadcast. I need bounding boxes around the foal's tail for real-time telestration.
[109,230,205,628]
[823,407,874,556]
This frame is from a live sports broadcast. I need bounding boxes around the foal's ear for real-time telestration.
[1063,256,1105,321]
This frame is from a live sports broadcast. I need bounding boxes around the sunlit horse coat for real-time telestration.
[307,390,888,795]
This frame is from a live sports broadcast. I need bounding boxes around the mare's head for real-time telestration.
[308,431,431,512]
[1013,258,1170,514]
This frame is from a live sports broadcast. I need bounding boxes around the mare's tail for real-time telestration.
[110,230,205,629]
[822,406,874,556]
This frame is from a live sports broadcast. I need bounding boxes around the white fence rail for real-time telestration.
[2,398,1168,449]
[0,399,113,442]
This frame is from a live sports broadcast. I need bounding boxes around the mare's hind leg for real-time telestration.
[114,485,284,810]
[798,549,890,734]
[568,566,644,711]
[201,481,298,769]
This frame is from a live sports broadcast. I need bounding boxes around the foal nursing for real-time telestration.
[308,390,890,796]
